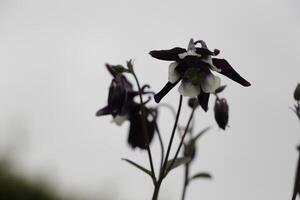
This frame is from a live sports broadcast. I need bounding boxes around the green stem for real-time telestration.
[165,106,195,175]
[154,120,164,169]
[131,71,156,183]
[158,103,183,137]
[181,162,190,200]
[152,95,183,200]
[297,101,300,121]
[292,147,300,200]
[161,95,183,175]
[152,181,162,200]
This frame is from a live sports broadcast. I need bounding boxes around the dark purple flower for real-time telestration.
[150,39,250,111]
[96,64,134,118]
[214,98,229,130]
[96,64,156,149]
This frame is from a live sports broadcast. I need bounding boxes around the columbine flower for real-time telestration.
[149,39,250,111]
[96,64,135,125]
[214,98,229,130]
[96,64,157,149]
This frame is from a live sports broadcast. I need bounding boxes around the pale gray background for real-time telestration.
[0,0,299,199]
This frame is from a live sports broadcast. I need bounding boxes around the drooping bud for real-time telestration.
[294,83,300,101]
[214,98,229,130]
[188,97,198,109]
[108,74,132,117]
[184,141,196,161]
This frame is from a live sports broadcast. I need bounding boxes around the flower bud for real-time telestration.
[214,98,229,130]
[188,97,198,109]
[294,83,300,101]
[108,75,131,117]
[184,141,196,160]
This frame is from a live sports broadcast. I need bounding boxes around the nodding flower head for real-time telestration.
[96,64,134,120]
[150,38,250,112]
[214,98,229,130]
[96,64,157,150]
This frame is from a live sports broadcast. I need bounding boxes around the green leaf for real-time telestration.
[166,157,191,172]
[190,172,212,181]
[122,158,152,177]
[126,59,134,72]
[111,65,130,74]
[191,126,212,144]
[214,85,227,94]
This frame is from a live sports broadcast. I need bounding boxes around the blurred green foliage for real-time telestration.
[0,160,72,200]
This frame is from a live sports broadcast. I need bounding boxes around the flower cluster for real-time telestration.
[96,64,157,149]
[96,39,251,200]
[150,39,250,111]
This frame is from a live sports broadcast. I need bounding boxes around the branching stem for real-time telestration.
[131,71,156,183]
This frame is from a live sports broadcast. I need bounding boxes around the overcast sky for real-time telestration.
[0,0,300,199]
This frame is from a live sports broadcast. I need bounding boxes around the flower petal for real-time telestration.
[149,47,186,61]
[168,62,180,83]
[201,56,221,72]
[96,105,110,116]
[154,80,181,103]
[200,73,221,93]
[178,80,201,97]
[187,38,196,52]
[105,63,118,77]
[108,78,127,116]
[128,112,155,149]
[112,114,128,126]
[197,91,210,112]
[178,51,201,59]
[212,58,251,87]
[195,48,215,56]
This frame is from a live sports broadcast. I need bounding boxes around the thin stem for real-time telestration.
[158,103,183,136]
[292,147,300,200]
[154,120,164,169]
[297,101,300,121]
[165,106,195,175]
[291,102,300,200]
[181,109,195,200]
[131,71,156,183]
[158,103,177,117]
[152,95,183,200]
[181,162,190,200]
[161,95,183,175]
[152,181,162,200]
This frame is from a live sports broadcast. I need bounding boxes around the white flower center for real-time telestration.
[112,114,127,126]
